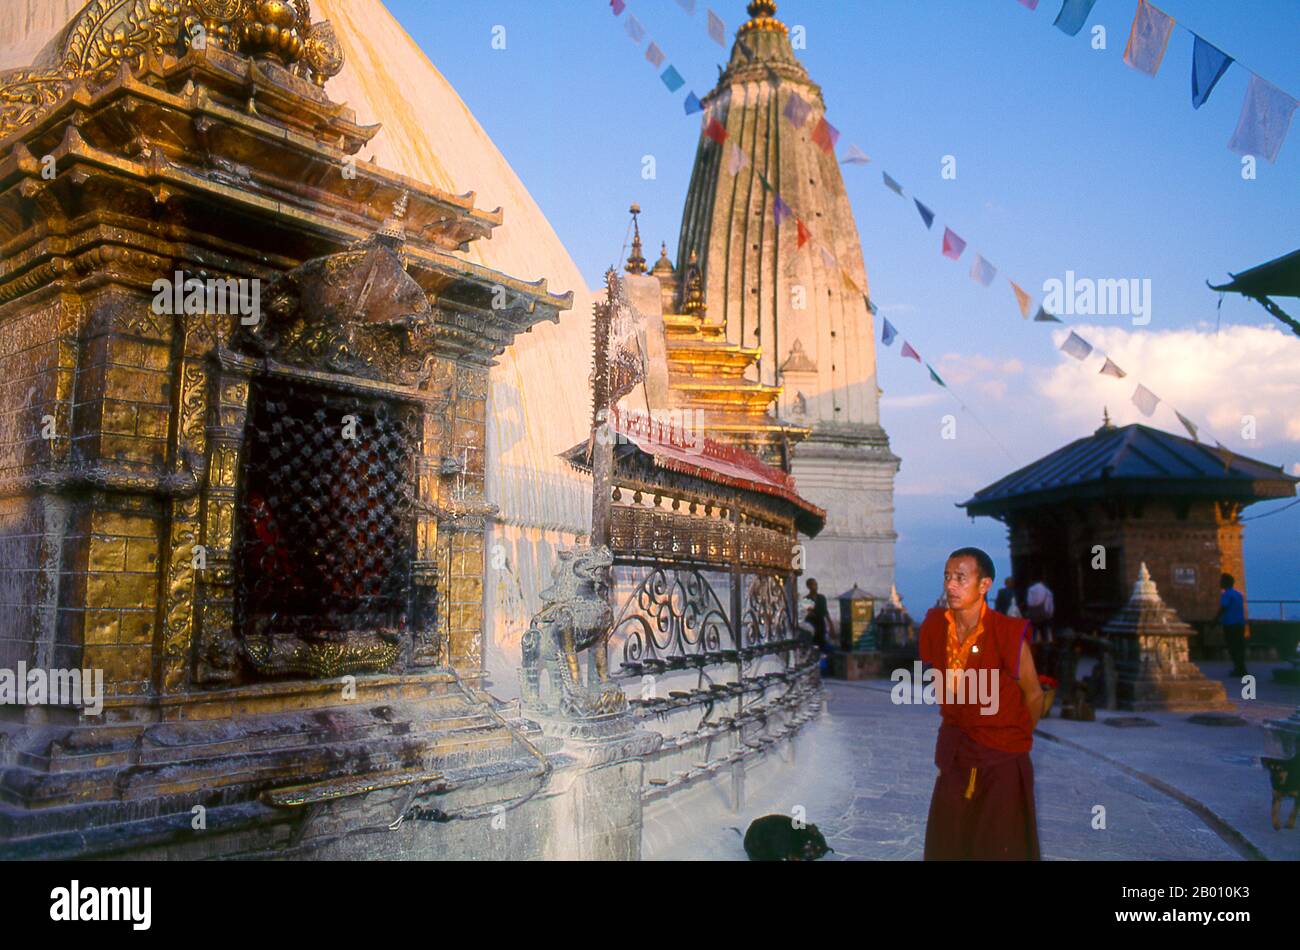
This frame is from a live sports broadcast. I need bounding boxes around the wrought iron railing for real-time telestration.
[606,564,817,726]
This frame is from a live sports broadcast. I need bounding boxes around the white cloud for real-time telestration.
[934,353,1024,400]
[1040,324,1300,450]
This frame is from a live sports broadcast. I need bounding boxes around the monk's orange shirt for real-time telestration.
[918,604,1034,754]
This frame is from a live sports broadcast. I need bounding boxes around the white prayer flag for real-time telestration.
[1132,384,1160,417]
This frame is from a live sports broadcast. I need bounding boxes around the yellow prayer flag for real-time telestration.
[1010,280,1032,318]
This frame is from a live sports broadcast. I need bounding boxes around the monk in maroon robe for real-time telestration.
[919,547,1045,860]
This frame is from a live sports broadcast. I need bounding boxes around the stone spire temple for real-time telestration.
[671,0,899,601]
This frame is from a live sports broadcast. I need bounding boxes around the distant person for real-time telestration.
[994,577,1019,615]
[1214,572,1248,678]
[918,547,1044,860]
[804,579,834,652]
[1025,576,1054,644]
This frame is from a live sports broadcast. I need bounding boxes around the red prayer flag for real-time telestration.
[611,0,626,14]
[901,341,922,363]
[704,117,728,143]
[811,117,840,154]
[797,219,811,248]
[941,227,967,260]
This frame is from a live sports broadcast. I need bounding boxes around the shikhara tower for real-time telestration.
[672,0,898,602]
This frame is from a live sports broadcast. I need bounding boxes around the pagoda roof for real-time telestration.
[961,422,1298,516]
[1210,248,1300,298]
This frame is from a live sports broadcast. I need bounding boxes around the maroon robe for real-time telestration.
[919,606,1041,861]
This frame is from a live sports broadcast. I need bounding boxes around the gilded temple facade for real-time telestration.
[668,1,900,603]
[0,0,598,859]
[0,0,830,861]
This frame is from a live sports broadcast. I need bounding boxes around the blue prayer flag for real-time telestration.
[1191,35,1232,110]
[881,319,898,347]
[1060,331,1093,361]
[684,91,704,115]
[661,66,685,93]
[774,194,792,225]
[783,92,811,128]
[1229,74,1298,164]
[927,364,947,388]
[1053,0,1098,37]
[914,199,935,230]
[675,0,696,14]
[882,172,904,196]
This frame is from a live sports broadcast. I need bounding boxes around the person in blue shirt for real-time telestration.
[1214,573,1248,678]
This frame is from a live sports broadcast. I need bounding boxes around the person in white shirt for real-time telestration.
[1025,578,1054,643]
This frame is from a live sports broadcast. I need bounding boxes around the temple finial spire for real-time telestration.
[625,204,647,275]
[742,0,785,34]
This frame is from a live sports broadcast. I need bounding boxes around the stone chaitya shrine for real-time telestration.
[0,1,829,860]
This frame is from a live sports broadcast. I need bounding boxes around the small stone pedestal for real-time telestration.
[523,705,663,769]
[1103,563,1233,713]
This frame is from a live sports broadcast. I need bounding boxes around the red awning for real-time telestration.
[610,408,825,523]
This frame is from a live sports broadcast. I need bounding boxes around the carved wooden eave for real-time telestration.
[0,56,573,355]
[0,56,498,252]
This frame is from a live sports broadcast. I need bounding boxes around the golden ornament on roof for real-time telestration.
[241,0,306,64]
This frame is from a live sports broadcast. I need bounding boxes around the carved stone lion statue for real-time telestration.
[520,545,628,718]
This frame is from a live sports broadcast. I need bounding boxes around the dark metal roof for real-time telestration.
[1210,248,1300,298]
[961,423,1298,516]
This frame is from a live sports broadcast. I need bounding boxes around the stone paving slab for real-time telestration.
[1034,660,1300,862]
[651,674,1276,860]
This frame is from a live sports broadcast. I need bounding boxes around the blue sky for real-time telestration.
[390,0,1300,609]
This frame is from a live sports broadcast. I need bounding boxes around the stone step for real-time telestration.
[14,699,497,773]
[0,716,527,808]
[0,755,550,860]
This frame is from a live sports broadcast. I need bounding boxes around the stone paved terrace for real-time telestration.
[647,660,1300,861]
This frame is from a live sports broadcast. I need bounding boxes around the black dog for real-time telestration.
[1262,753,1300,831]
[733,814,833,861]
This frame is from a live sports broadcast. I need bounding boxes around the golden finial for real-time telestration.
[1096,406,1116,434]
[651,242,674,276]
[683,249,706,318]
[742,0,786,34]
[376,190,409,245]
[240,0,307,65]
[625,204,647,275]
